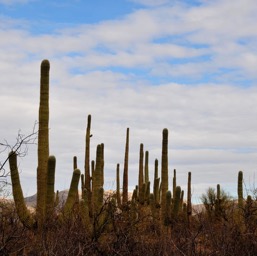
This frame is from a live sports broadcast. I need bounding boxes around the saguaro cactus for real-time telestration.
[238,170,243,208]
[122,128,129,204]
[173,169,176,199]
[161,128,168,224]
[46,156,56,219]
[116,163,121,207]
[84,115,92,209]
[64,169,81,214]
[173,186,181,218]
[144,151,149,184]
[9,151,34,228]
[187,172,192,217]
[138,143,144,204]
[37,59,50,225]
[92,145,104,214]
[164,191,171,226]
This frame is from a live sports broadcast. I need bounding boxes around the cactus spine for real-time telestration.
[37,59,50,225]
[122,128,129,204]
[161,128,168,224]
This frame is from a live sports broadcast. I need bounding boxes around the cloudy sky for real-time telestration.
[1,0,257,202]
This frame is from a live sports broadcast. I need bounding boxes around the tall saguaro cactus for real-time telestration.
[122,128,129,204]
[116,163,121,207]
[37,59,50,225]
[238,170,243,208]
[161,128,168,224]
[138,143,144,204]
[84,115,92,208]
[187,172,192,216]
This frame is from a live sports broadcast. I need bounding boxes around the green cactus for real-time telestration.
[154,177,160,206]
[122,128,129,204]
[46,156,56,219]
[238,171,243,208]
[173,186,181,218]
[37,59,50,226]
[9,151,34,228]
[145,181,151,205]
[64,169,81,214]
[173,169,176,199]
[84,115,92,210]
[144,151,149,184]
[164,191,171,226]
[154,159,158,180]
[73,156,77,170]
[100,143,104,187]
[187,172,192,217]
[92,145,104,214]
[180,190,184,212]
[81,174,85,199]
[138,143,144,205]
[161,128,168,224]
[116,163,121,207]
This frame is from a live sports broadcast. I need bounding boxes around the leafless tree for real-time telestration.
[0,122,38,191]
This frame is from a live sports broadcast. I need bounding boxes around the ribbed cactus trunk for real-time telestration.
[238,170,243,208]
[46,156,56,219]
[173,186,181,218]
[37,59,50,226]
[122,128,129,204]
[9,151,34,228]
[138,143,144,204]
[84,115,92,210]
[161,129,168,224]
[187,172,192,226]
[173,169,176,199]
[164,191,171,226]
[64,169,81,214]
[144,151,149,184]
[116,163,121,207]
[92,145,103,215]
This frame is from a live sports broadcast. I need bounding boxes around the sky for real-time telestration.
[1,0,257,202]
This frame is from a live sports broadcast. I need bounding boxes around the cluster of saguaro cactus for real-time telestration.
[8,60,89,229]
[9,59,249,234]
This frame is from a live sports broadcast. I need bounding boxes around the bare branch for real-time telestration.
[0,122,38,178]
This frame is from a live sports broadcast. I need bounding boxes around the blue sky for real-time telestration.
[1,0,257,201]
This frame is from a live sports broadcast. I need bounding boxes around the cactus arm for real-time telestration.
[46,155,56,218]
[64,169,81,214]
[9,151,34,228]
